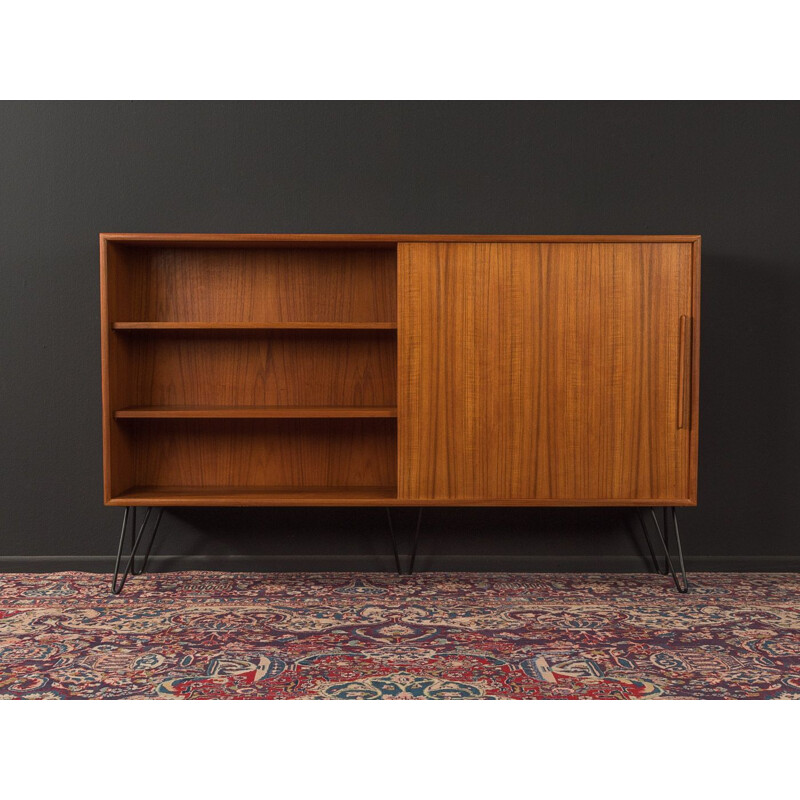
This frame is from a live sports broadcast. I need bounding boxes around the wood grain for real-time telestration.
[102,233,701,245]
[115,331,396,408]
[102,241,136,499]
[128,419,397,491]
[111,486,398,506]
[109,492,696,508]
[102,234,699,507]
[687,238,701,503]
[115,406,397,419]
[399,242,694,503]
[677,315,691,429]
[113,322,397,330]
[116,247,396,323]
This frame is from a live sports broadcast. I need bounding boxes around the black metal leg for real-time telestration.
[112,507,132,594]
[638,510,663,575]
[407,508,423,575]
[667,507,689,593]
[111,506,163,594]
[128,507,150,576]
[385,509,402,575]
[131,508,163,576]
[638,506,689,593]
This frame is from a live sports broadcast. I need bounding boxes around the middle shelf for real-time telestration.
[111,328,397,409]
[113,322,397,330]
[115,406,398,419]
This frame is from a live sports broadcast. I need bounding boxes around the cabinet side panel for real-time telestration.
[688,238,701,503]
[100,237,111,501]
[102,241,135,500]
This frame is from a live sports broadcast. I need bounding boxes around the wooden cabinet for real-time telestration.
[101,234,699,507]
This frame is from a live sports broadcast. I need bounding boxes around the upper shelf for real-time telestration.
[113,322,397,331]
[105,246,397,327]
[115,406,398,419]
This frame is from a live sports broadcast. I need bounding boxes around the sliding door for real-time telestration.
[398,242,696,504]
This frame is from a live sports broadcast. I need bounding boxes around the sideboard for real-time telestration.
[101,234,700,592]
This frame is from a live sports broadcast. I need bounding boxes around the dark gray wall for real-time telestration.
[1,101,798,572]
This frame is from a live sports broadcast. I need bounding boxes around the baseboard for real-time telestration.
[1,554,798,573]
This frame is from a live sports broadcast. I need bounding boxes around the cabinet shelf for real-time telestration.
[113,322,397,331]
[111,486,398,506]
[115,406,398,419]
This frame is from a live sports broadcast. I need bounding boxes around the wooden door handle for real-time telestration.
[677,315,692,429]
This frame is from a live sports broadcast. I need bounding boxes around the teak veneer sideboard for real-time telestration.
[101,234,699,591]
[101,233,700,507]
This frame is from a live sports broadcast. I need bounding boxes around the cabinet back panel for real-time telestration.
[126,419,397,489]
[117,331,396,408]
[113,246,397,323]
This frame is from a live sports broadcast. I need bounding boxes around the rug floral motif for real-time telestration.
[0,572,798,699]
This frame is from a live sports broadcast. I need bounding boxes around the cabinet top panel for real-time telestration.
[101,233,701,247]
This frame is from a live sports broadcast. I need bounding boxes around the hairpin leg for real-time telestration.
[639,509,665,576]
[111,506,163,594]
[385,509,402,575]
[407,508,423,575]
[637,507,689,593]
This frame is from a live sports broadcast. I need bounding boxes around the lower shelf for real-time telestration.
[111,486,399,506]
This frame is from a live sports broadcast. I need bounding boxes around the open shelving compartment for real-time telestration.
[102,238,398,505]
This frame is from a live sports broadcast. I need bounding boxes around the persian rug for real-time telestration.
[0,571,798,699]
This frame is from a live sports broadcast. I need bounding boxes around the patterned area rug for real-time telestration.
[0,571,798,699]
